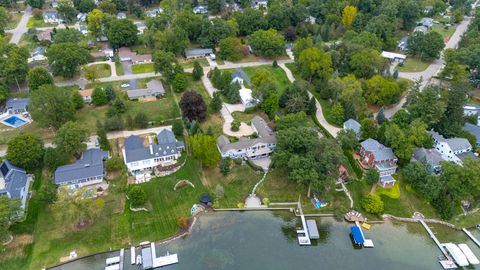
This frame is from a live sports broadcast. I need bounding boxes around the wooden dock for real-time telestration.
[462,228,480,248]
[419,220,457,269]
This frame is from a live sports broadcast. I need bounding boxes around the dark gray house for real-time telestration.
[412,148,445,174]
[54,148,109,189]
[0,160,31,209]
[122,129,185,176]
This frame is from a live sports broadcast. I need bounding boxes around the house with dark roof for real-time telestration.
[37,29,53,42]
[122,129,184,176]
[118,47,151,63]
[217,116,276,160]
[43,11,62,24]
[184,48,213,59]
[5,98,30,114]
[412,148,445,174]
[0,160,31,209]
[463,123,480,147]
[54,148,110,189]
[359,138,398,187]
[127,80,164,100]
[343,119,361,138]
[429,130,473,165]
[231,68,251,86]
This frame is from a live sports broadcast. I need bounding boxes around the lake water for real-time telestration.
[50,211,480,270]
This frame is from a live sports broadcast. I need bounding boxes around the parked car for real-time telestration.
[121,83,130,88]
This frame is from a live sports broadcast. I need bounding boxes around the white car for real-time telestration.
[121,83,130,88]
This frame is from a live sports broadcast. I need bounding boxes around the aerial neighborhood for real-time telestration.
[0,0,480,268]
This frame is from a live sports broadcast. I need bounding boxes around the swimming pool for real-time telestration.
[2,115,28,128]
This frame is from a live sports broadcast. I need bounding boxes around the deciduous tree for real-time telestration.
[27,66,53,91]
[54,121,88,156]
[30,85,76,129]
[87,9,104,38]
[46,42,89,78]
[180,91,207,122]
[190,134,221,167]
[249,29,285,58]
[342,5,357,28]
[107,19,138,48]
[6,134,44,170]
[297,47,333,83]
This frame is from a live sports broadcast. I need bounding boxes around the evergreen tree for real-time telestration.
[192,61,204,81]
[210,91,223,112]
[376,107,385,124]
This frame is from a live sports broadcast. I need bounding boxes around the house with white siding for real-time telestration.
[429,130,473,165]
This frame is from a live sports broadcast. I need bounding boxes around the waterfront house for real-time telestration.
[5,98,30,114]
[429,130,473,164]
[122,129,185,176]
[118,47,151,63]
[0,160,32,209]
[184,48,213,59]
[79,89,93,104]
[463,123,480,147]
[43,11,62,24]
[127,80,164,100]
[412,148,445,174]
[343,119,361,138]
[54,148,110,189]
[217,116,276,160]
[193,5,208,14]
[359,138,397,187]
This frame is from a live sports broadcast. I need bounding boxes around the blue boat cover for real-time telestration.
[351,226,364,244]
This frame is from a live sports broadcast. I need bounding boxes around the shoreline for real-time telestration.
[46,208,473,269]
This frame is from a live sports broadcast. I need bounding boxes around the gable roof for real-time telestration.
[127,80,164,99]
[412,148,445,168]
[361,138,396,161]
[123,130,184,163]
[0,160,28,199]
[251,116,274,138]
[6,98,30,112]
[54,148,109,185]
[464,123,480,144]
[429,130,472,152]
[79,88,93,97]
[184,48,213,58]
[343,119,361,134]
[231,68,251,84]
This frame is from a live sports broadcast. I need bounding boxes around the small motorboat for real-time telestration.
[136,254,142,265]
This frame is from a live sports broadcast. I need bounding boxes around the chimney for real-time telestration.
[149,144,153,155]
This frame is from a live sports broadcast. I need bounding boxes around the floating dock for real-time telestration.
[105,256,121,270]
[296,201,311,245]
[306,220,319,240]
[462,228,480,248]
[458,244,480,265]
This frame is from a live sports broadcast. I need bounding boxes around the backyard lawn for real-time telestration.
[6,12,22,30]
[430,24,455,40]
[131,63,154,74]
[180,58,209,69]
[89,63,112,78]
[397,57,431,72]
[26,17,53,28]
[241,65,291,93]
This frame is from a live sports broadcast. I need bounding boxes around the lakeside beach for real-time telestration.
[49,211,480,270]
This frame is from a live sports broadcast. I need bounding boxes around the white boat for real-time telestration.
[443,243,469,267]
[458,244,480,265]
[136,254,142,265]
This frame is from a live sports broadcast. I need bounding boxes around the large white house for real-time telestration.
[217,116,276,160]
[429,130,473,164]
[122,129,184,176]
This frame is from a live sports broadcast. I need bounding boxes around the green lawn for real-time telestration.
[180,58,209,69]
[90,63,112,78]
[115,60,124,76]
[241,65,291,94]
[131,63,154,74]
[27,17,54,28]
[6,12,22,30]
[430,24,455,40]
[397,57,431,72]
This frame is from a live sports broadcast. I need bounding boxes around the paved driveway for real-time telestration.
[8,6,32,44]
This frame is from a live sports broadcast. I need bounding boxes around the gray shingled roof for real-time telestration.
[429,130,472,152]
[54,148,109,185]
[0,160,28,199]
[124,130,184,163]
[217,136,276,153]
[361,138,396,162]
[251,116,274,138]
[463,123,480,145]
[231,68,251,84]
[6,98,30,112]
[343,119,361,135]
[412,148,445,168]
[184,48,213,58]
[127,80,164,99]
